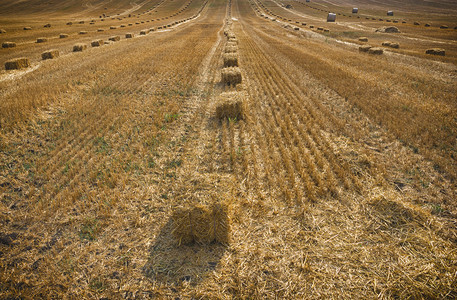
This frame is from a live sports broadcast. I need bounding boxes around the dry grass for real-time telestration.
[0,0,456,298]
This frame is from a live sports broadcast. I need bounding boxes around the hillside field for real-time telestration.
[1,0,457,298]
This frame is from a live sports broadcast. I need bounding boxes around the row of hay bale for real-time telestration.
[2,1,208,71]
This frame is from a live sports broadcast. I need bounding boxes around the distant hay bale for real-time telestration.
[97,28,104,32]
[223,53,238,67]
[91,39,103,47]
[215,91,245,120]
[368,47,383,55]
[72,43,87,52]
[359,45,372,52]
[425,23,431,27]
[389,42,399,48]
[294,27,299,31]
[149,28,155,32]
[317,27,323,30]
[375,26,400,33]
[221,67,242,86]
[79,21,84,24]
[23,27,32,30]
[393,20,398,23]
[171,202,230,245]
[352,8,358,13]
[66,22,73,25]
[36,37,47,43]
[120,24,126,28]
[110,26,117,29]
[387,11,393,16]
[41,49,59,60]
[327,13,336,22]
[224,46,238,53]
[0,29,5,33]
[2,42,16,48]
[108,36,120,41]
[414,21,420,25]
[79,31,88,35]
[59,33,68,38]
[358,37,368,42]
[44,23,51,28]
[381,41,392,47]
[5,57,30,70]
[309,25,314,28]
[440,25,448,29]
[125,33,134,38]
[425,48,445,56]
[324,28,329,32]
[140,30,147,35]
[128,23,133,26]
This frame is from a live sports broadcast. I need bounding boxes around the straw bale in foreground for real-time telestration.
[172,202,230,245]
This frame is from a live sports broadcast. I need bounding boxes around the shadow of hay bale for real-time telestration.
[143,218,227,286]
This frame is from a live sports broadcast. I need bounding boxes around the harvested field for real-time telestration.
[0,0,456,298]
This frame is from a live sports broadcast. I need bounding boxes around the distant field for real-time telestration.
[1,0,456,298]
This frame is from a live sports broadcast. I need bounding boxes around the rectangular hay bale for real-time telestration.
[172,202,230,245]
[223,53,238,67]
[91,39,103,47]
[221,67,242,86]
[73,43,87,52]
[5,57,30,70]
[108,36,120,41]
[215,91,246,120]
[41,49,59,60]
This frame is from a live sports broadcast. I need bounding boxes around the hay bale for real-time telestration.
[66,22,72,25]
[414,21,420,25]
[120,24,126,28]
[72,43,87,52]
[358,37,368,42]
[108,36,120,41]
[128,23,133,26]
[149,28,155,32]
[0,29,6,33]
[36,37,47,43]
[171,202,230,245]
[221,67,242,86]
[97,28,104,32]
[5,58,30,70]
[389,42,399,48]
[41,49,59,60]
[375,26,400,33]
[393,20,398,23]
[309,25,314,28]
[59,33,68,38]
[79,31,88,35]
[324,28,329,32]
[125,33,134,38]
[140,30,147,35]
[91,39,103,47]
[223,53,238,67]
[215,91,245,120]
[317,27,323,30]
[381,41,392,47]
[352,8,358,13]
[440,25,448,29]
[425,48,445,56]
[425,23,431,27]
[43,23,51,28]
[224,46,238,53]
[23,27,32,30]
[327,13,336,22]
[110,26,117,29]
[2,42,16,48]
[359,45,372,52]
[368,47,383,55]
[387,11,393,16]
